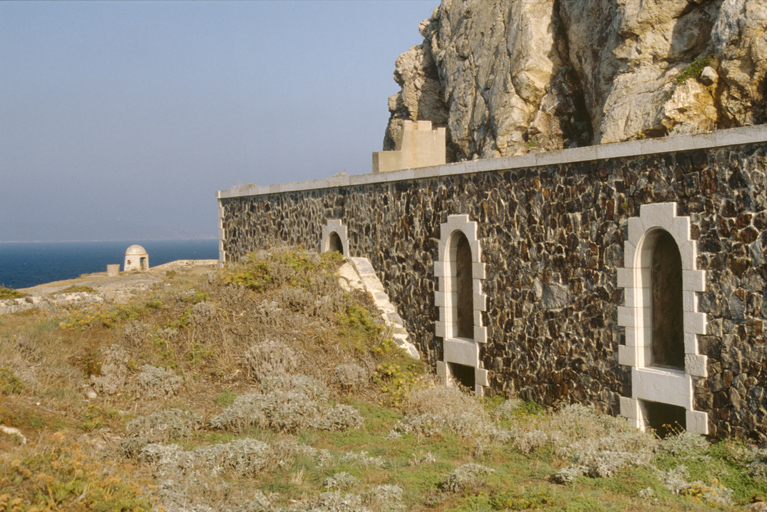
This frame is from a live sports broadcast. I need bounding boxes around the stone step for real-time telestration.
[337,258,419,359]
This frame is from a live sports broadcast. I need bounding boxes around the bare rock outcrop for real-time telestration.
[384,0,767,160]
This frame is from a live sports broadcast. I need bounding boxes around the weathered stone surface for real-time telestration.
[383,15,448,155]
[712,0,767,127]
[384,0,767,161]
[385,0,590,160]
[537,281,570,311]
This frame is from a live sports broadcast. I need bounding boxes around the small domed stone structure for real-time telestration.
[124,245,149,272]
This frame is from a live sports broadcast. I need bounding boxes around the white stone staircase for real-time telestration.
[336,257,420,359]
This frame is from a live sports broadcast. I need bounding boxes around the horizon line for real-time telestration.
[0,236,218,244]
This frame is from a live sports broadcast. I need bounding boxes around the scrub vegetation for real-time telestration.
[0,286,25,299]
[1,247,766,511]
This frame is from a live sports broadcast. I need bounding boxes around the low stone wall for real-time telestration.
[218,126,767,440]
[0,292,104,316]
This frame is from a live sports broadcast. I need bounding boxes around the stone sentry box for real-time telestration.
[217,126,767,440]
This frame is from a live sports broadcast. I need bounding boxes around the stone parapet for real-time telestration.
[217,125,767,200]
[373,120,446,173]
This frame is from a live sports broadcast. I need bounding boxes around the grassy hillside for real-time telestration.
[1,247,766,511]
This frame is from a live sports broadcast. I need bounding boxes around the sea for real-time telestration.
[0,239,219,290]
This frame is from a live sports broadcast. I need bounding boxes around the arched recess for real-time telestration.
[434,214,489,396]
[328,232,343,254]
[321,219,349,256]
[617,202,709,434]
[650,231,685,369]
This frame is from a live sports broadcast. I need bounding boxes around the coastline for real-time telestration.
[0,239,219,290]
[0,260,219,315]
[17,259,219,296]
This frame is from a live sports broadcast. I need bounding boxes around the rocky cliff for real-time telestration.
[384,0,767,161]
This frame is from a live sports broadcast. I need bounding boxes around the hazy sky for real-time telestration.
[0,1,436,242]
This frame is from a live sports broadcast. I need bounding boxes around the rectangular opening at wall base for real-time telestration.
[641,400,686,438]
[448,362,475,391]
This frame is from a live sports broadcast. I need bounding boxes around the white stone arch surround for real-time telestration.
[617,202,709,434]
[321,219,349,256]
[434,214,489,396]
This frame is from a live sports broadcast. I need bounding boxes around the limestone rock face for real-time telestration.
[712,0,767,126]
[383,18,449,154]
[384,0,767,159]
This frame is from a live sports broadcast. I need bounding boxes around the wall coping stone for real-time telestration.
[217,125,767,199]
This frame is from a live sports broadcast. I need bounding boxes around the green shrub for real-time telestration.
[0,367,24,395]
[58,301,146,330]
[2,433,152,511]
[58,285,96,294]
[214,391,238,408]
[489,488,552,510]
[516,400,544,416]
[221,247,342,293]
[674,56,711,84]
[0,286,23,299]
[562,495,605,511]
[221,254,272,291]
[339,303,388,356]
[183,291,209,304]
[78,404,119,432]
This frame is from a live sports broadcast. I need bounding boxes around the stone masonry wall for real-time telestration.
[220,140,767,441]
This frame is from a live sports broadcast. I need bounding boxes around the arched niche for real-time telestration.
[649,230,684,369]
[453,231,474,339]
[617,202,709,435]
[321,219,349,257]
[328,232,344,255]
[434,214,489,396]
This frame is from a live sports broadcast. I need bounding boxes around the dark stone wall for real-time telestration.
[221,143,767,440]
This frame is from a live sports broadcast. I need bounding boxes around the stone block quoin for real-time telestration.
[434,214,489,396]
[617,202,709,434]
[218,127,767,440]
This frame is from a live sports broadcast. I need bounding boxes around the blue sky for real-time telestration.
[0,1,436,241]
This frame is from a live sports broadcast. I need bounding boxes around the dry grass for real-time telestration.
[1,247,765,511]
